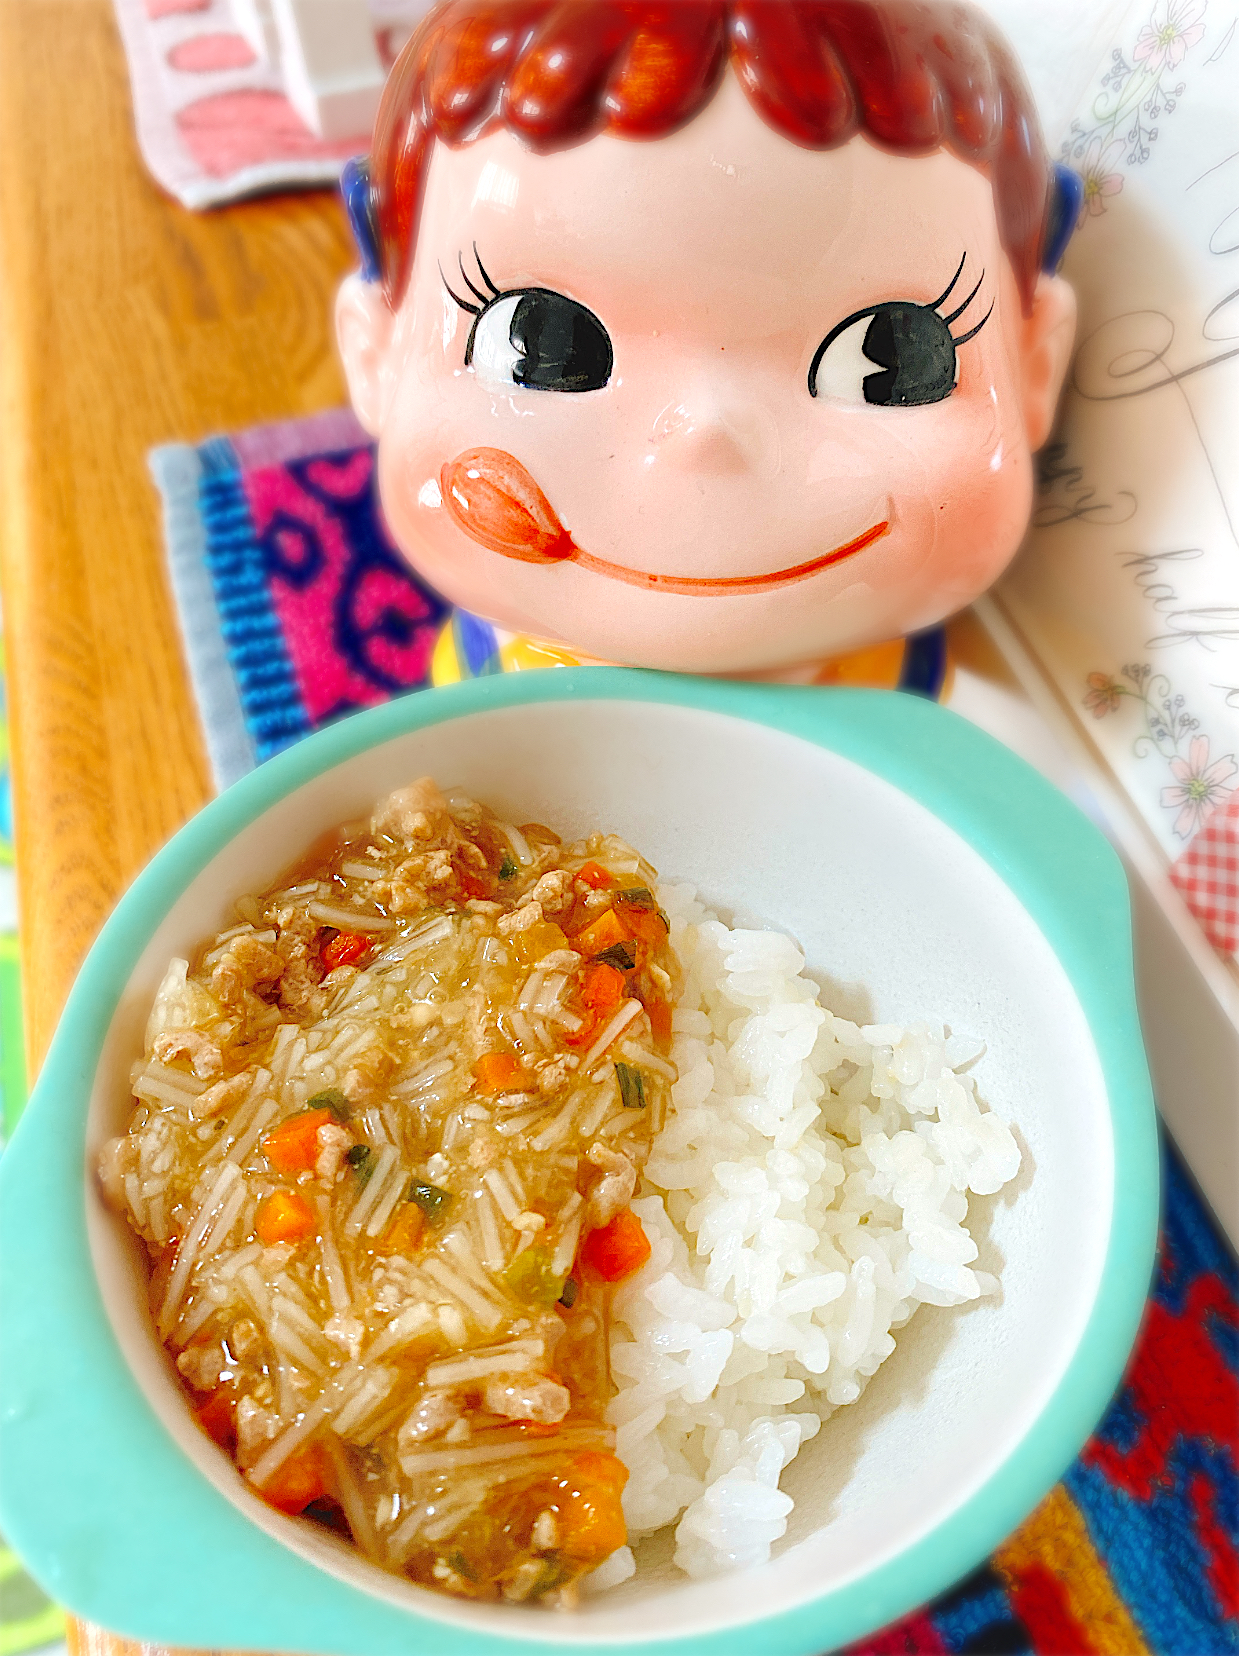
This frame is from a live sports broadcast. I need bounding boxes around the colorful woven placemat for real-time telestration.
[151,409,448,789]
[142,414,1239,1653]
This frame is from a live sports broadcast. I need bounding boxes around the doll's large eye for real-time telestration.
[808,258,993,407]
[467,290,613,393]
[809,303,959,407]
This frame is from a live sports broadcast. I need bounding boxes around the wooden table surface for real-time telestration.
[0,3,352,1649]
[0,0,355,1077]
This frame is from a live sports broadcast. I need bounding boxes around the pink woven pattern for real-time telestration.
[1169,796,1239,957]
[240,448,440,725]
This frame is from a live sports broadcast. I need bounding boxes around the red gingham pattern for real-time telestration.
[1170,796,1239,957]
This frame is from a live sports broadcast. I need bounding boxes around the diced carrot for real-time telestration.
[378,1202,425,1256]
[580,1209,651,1283]
[574,908,630,955]
[509,1419,559,1439]
[458,865,492,901]
[622,906,669,947]
[644,992,673,1049]
[474,1051,522,1094]
[195,1386,237,1453]
[556,1451,630,1562]
[261,1108,333,1174]
[255,1189,317,1246]
[512,921,569,963]
[580,963,625,1014]
[572,1449,629,1491]
[576,861,617,891]
[321,931,370,971]
[564,1008,602,1050]
[258,1440,333,1516]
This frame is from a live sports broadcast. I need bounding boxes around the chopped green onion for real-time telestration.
[615,1062,646,1110]
[446,1549,478,1581]
[532,1558,572,1596]
[408,1180,453,1225]
[614,888,669,930]
[498,855,518,881]
[558,1276,579,1309]
[593,941,636,971]
[503,1246,566,1309]
[307,1088,350,1122]
[346,1143,374,1181]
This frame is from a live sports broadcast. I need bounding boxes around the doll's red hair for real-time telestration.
[371,0,1051,314]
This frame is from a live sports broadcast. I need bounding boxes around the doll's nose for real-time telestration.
[650,396,779,476]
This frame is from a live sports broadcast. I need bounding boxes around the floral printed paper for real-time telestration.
[994,0,1239,959]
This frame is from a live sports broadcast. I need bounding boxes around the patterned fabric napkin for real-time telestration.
[151,410,446,784]
[110,0,431,208]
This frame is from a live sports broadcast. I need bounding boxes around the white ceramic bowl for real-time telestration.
[0,670,1159,1656]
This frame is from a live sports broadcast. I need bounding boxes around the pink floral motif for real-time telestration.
[1078,137,1125,221]
[1084,671,1125,716]
[1062,0,1206,215]
[1081,662,1237,846]
[1160,736,1237,840]
[1133,0,1206,70]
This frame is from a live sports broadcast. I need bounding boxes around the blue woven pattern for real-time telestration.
[198,439,312,761]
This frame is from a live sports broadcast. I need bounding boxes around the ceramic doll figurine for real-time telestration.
[336,0,1080,693]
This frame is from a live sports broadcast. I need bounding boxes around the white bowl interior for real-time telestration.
[85,700,1113,1644]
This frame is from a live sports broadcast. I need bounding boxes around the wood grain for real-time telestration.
[0,0,355,1074]
[66,1618,218,1656]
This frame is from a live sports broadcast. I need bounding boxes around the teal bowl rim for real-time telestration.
[0,668,1159,1655]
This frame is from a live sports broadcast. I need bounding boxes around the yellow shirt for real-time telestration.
[431,611,950,698]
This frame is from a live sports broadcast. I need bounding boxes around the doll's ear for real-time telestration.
[1020,272,1077,453]
[336,274,396,437]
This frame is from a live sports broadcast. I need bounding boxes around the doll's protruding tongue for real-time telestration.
[440,448,577,565]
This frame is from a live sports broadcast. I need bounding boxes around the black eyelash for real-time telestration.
[933,253,992,346]
[441,243,504,317]
[952,299,995,346]
[440,266,478,315]
[472,246,501,299]
[943,272,984,327]
[930,253,967,311]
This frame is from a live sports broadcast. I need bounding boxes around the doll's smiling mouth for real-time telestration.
[440,447,890,596]
[570,524,889,595]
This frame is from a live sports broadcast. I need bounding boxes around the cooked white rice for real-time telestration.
[602,882,1021,1582]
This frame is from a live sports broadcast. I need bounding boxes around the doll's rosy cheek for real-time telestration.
[440,448,577,566]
